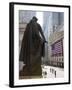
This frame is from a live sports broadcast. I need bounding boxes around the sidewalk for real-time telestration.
[42,65,64,78]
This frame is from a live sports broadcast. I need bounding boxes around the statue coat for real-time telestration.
[19,20,46,77]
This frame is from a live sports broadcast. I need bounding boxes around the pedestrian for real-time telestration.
[52,69,53,73]
[50,68,51,72]
[55,70,56,78]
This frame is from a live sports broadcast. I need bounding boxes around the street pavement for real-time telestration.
[42,65,64,78]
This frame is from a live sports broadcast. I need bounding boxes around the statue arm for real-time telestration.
[38,24,46,41]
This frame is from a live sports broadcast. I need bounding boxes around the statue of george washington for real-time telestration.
[19,16,46,78]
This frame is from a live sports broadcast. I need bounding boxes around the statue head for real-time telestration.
[32,16,38,22]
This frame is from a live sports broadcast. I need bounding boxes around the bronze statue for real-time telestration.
[19,16,46,78]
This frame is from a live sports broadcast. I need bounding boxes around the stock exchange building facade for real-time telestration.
[48,12,64,68]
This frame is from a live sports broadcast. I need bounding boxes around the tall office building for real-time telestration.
[48,12,64,68]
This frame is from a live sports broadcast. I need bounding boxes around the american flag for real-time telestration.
[51,40,63,56]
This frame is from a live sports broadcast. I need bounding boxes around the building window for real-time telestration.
[59,58,61,61]
[62,58,63,61]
